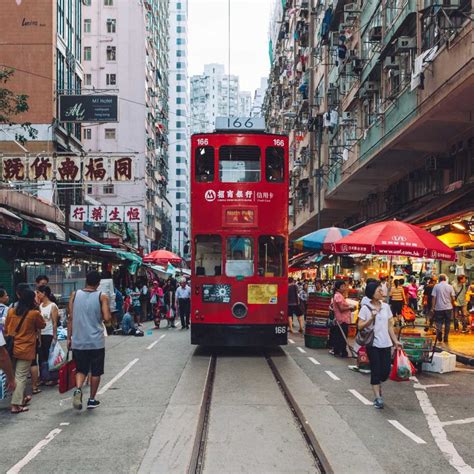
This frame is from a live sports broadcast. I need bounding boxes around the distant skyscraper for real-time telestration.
[167,0,189,256]
[251,77,268,117]
[190,64,240,134]
[238,91,252,116]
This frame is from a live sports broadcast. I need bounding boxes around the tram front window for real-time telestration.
[219,146,261,183]
[195,146,214,182]
[226,236,254,277]
[258,236,285,277]
[266,147,284,182]
[195,235,222,276]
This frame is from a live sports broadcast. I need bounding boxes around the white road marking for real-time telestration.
[414,383,449,390]
[146,334,166,350]
[59,422,70,426]
[388,420,426,444]
[325,370,340,381]
[308,357,320,366]
[176,322,181,328]
[442,417,474,427]
[348,389,372,406]
[288,338,295,344]
[97,358,139,395]
[7,427,63,474]
[415,390,474,472]
[297,347,306,354]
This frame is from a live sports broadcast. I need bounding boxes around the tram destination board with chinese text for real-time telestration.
[59,95,118,122]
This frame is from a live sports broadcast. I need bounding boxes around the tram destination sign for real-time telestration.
[215,116,265,132]
[59,95,118,122]
[202,284,231,303]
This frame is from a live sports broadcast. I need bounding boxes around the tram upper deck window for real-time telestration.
[265,147,284,182]
[195,146,214,182]
[258,236,285,277]
[195,235,222,276]
[226,236,254,277]
[219,146,261,183]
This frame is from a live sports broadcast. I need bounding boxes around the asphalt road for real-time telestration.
[1,325,473,473]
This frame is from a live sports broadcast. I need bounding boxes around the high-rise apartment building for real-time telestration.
[167,0,189,256]
[251,77,268,117]
[82,0,170,252]
[238,91,252,116]
[190,64,240,134]
[0,0,83,154]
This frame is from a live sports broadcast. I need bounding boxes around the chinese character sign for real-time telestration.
[70,205,142,223]
[1,156,134,181]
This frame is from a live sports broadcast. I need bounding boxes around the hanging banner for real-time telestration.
[70,205,142,223]
[1,156,134,182]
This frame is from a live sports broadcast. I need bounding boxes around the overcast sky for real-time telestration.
[188,0,273,93]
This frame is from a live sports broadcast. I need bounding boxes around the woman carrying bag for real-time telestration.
[358,281,402,410]
[4,289,45,413]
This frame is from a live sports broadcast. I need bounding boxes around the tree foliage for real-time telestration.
[0,68,38,145]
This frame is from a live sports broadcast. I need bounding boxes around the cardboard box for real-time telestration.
[422,351,456,374]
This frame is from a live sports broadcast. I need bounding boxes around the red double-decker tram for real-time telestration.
[190,119,288,346]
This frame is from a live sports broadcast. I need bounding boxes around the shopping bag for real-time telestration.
[48,341,66,371]
[357,347,370,370]
[390,348,416,382]
[0,370,7,400]
[402,306,416,322]
[58,351,76,394]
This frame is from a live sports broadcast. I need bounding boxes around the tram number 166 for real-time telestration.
[275,326,287,334]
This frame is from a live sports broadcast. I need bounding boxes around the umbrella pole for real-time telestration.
[387,256,393,303]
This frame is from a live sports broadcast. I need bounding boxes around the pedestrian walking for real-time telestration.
[139,281,151,322]
[431,274,456,343]
[0,321,16,395]
[288,277,304,333]
[407,277,419,312]
[330,280,351,357]
[36,286,59,386]
[452,275,468,333]
[176,278,191,329]
[358,281,402,410]
[35,275,49,288]
[4,289,45,414]
[112,286,124,329]
[390,279,406,326]
[67,271,111,410]
[423,277,437,329]
[0,288,10,332]
[299,283,309,319]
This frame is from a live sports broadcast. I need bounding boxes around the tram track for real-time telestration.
[188,349,332,474]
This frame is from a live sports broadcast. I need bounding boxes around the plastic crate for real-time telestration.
[422,352,456,373]
[305,327,330,337]
[304,334,328,349]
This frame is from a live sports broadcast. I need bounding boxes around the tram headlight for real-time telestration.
[232,302,248,319]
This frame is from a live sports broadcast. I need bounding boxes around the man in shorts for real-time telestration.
[68,271,111,410]
[288,277,304,333]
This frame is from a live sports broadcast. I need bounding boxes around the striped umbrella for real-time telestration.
[294,227,352,252]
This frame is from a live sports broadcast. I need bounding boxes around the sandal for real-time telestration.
[32,388,42,394]
[22,395,32,406]
[11,406,29,414]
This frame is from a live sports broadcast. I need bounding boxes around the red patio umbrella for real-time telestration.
[143,249,182,265]
[332,220,456,261]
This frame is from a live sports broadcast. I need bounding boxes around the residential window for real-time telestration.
[176,180,185,187]
[177,14,184,21]
[84,128,92,140]
[176,73,184,80]
[176,62,184,69]
[177,2,182,9]
[177,109,185,116]
[177,26,185,33]
[177,168,185,175]
[176,97,185,104]
[176,121,184,128]
[177,50,184,57]
[106,18,116,33]
[84,74,92,86]
[176,145,183,151]
[176,85,184,92]
[105,128,116,139]
[103,184,114,194]
[176,191,183,199]
[176,132,184,139]
[87,184,93,194]
[104,0,113,5]
[106,46,116,61]
[83,0,91,4]
[106,73,116,85]
[84,46,91,61]
[84,19,91,33]
[177,38,185,45]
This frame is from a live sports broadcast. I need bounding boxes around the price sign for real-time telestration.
[215,116,265,132]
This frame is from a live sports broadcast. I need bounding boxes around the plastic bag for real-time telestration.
[0,370,7,400]
[48,341,66,371]
[390,348,416,382]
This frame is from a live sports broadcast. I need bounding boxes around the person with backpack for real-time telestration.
[4,289,45,414]
[452,275,468,333]
[358,281,402,410]
[67,271,111,410]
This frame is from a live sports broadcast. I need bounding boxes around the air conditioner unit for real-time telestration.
[368,26,382,42]
[366,81,379,92]
[344,3,359,11]
[383,56,399,69]
[342,111,354,122]
[344,11,358,23]
[396,36,416,51]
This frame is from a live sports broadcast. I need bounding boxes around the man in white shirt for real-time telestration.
[431,274,456,343]
[176,278,191,330]
[0,330,16,393]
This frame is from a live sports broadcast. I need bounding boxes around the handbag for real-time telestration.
[5,311,29,359]
[355,305,376,347]
[58,350,77,394]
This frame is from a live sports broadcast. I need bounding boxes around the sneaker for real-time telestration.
[373,397,384,409]
[87,399,100,409]
[73,389,83,410]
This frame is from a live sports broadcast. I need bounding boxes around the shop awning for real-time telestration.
[36,218,66,241]
[0,207,22,233]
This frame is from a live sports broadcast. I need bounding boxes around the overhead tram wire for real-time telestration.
[228,0,231,118]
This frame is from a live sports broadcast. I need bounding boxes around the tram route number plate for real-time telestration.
[275,326,287,334]
[202,284,231,303]
[215,116,265,131]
